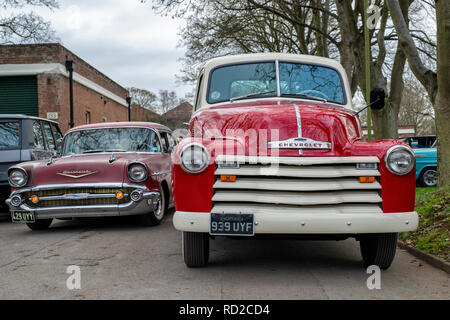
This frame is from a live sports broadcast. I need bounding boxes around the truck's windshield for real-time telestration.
[61,127,161,156]
[207,61,345,105]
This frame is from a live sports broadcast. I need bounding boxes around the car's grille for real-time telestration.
[22,187,133,208]
[212,156,382,215]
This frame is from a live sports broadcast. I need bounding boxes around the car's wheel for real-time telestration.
[26,219,53,231]
[419,167,437,187]
[360,233,398,269]
[139,187,166,226]
[182,232,209,267]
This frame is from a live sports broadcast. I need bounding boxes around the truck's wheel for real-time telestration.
[139,187,165,226]
[26,219,53,231]
[419,167,437,187]
[182,232,209,267]
[360,233,398,269]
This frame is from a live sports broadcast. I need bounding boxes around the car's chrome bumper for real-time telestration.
[173,210,418,234]
[6,183,160,220]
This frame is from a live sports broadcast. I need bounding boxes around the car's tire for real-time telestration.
[26,219,53,231]
[182,232,209,268]
[139,187,166,226]
[419,167,437,187]
[360,233,398,269]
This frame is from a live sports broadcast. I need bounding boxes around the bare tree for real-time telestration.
[0,0,59,44]
[387,0,449,186]
[158,89,179,114]
[398,76,435,135]
[128,87,158,112]
[153,0,437,140]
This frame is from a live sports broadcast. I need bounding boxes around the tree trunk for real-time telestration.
[435,0,450,186]
[372,0,409,140]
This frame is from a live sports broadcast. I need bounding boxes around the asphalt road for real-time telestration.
[0,211,448,300]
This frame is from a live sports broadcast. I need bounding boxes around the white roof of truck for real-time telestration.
[203,53,345,72]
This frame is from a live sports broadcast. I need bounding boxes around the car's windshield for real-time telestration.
[0,121,20,150]
[61,127,161,156]
[207,61,346,105]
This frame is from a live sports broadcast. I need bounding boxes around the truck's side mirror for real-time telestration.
[370,88,385,110]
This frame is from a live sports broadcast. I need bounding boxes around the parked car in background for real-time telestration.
[6,122,174,230]
[0,115,62,217]
[172,53,418,270]
[414,140,437,187]
[400,135,436,149]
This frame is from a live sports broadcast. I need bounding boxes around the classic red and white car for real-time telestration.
[172,53,418,269]
[6,122,174,230]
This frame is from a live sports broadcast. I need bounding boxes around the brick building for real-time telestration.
[162,102,193,130]
[0,43,128,133]
[131,104,161,123]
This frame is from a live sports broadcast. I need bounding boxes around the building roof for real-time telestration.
[163,102,193,119]
[67,121,171,134]
[0,114,58,124]
[0,43,129,107]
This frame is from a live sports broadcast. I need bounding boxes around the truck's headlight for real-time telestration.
[128,163,148,182]
[8,168,28,187]
[179,143,210,174]
[385,145,415,175]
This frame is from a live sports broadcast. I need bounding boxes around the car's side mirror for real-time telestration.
[55,138,63,152]
[370,88,385,110]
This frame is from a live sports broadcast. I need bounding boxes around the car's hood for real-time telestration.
[414,148,437,160]
[19,153,139,186]
[190,99,361,156]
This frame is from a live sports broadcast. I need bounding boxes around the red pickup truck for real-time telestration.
[172,53,418,269]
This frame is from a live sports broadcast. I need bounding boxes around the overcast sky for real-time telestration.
[33,0,194,99]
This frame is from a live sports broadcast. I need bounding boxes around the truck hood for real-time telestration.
[190,99,361,156]
[20,153,135,187]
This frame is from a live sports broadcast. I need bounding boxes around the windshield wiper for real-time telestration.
[230,90,276,102]
[105,149,127,152]
[281,93,327,103]
[82,149,103,154]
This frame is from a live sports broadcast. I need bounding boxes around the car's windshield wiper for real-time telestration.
[82,149,103,154]
[230,90,276,102]
[281,93,327,103]
[105,149,127,152]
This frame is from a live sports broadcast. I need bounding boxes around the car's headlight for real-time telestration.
[128,163,148,182]
[179,143,210,174]
[385,145,415,175]
[8,168,28,187]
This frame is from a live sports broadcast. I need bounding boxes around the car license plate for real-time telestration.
[11,211,35,223]
[210,213,254,236]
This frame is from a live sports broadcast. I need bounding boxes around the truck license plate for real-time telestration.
[11,211,35,223]
[210,213,254,236]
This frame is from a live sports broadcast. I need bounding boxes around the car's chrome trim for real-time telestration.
[127,161,149,182]
[151,170,172,176]
[9,183,148,196]
[7,191,160,219]
[30,193,129,202]
[7,167,28,188]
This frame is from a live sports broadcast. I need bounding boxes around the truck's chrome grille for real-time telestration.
[213,156,382,210]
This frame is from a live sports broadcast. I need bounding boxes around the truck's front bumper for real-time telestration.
[173,210,418,234]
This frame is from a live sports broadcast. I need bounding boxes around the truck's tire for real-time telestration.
[418,167,437,187]
[139,187,165,227]
[360,233,398,269]
[26,219,53,231]
[182,232,209,267]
